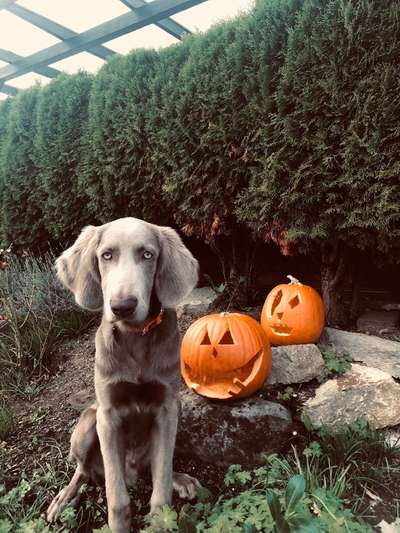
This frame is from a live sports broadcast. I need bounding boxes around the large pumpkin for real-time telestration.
[181,312,272,400]
[261,275,325,346]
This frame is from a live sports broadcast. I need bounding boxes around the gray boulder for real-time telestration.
[267,344,325,385]
[321,328,400,378]
[303,364,400,429]
[177,388,293,467]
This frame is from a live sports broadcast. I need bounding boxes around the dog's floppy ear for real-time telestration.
[56,225,103,311]
[155,226,198,308]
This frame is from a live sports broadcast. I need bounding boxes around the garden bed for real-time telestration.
[1,310,399,532]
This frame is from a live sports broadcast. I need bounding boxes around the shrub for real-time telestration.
[237,0,400,324]
[0,86,51,251]
[35,72,94,245]
[0,252,94,394]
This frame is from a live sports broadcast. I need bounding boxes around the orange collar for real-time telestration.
[141,309,164,335]
[112,309,164,336]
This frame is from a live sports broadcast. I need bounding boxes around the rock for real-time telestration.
[176,287,217,318]
[382,303,400,311]
[356,310,400,335]
[177,388,293,467]
[321,327,400,378]
[303,364,400,429]
[267,344,325,385]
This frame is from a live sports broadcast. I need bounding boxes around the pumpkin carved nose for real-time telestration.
[212,347,218,358]
[277,312,284,320]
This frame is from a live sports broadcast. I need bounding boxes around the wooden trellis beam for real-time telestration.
[6,3,115,61]
[120,0,190,39]
[0,0,206,85]
[0,48,61,78]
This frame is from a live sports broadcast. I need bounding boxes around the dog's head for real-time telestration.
[56,217,198,325]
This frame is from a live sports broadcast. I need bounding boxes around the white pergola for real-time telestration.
[0,0,253,98]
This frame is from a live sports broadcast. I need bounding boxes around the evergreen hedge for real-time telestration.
[0,0,399,324]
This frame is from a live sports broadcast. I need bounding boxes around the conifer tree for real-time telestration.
[35,72,93,245]
[237,0,400,324]
[154,0,302,300]
[80,49,168,224]
[1,87,50,250]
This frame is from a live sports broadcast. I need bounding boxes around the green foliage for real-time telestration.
[0,466,103,532]
[0,87,51,251]
[35,72,93,245]
[237,0,400,261]
[81,48,169,224]
[277,386,295,401]
[143,459,372,533]
[318,350,352,382]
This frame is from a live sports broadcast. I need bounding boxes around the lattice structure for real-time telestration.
[0,0,208,96]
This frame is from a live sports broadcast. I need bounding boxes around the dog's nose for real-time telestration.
[110,297,138,318]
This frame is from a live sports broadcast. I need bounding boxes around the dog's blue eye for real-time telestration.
[102,251,113,261]
[143,251,153,260]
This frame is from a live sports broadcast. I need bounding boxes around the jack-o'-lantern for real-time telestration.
[261,275,324,346]
[181,312,271,400]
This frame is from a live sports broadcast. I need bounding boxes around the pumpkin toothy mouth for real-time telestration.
[183,350,264,395]
[271,325,293,336]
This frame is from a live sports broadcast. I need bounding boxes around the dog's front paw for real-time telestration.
[46,487,78,523]
[173,472,202,500]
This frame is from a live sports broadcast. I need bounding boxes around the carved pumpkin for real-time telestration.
[181,312,272,400]
[261,275,325,346]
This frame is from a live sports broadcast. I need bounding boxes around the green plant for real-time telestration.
[318,350,352,382]
[0,465,104,532]
[142,459,372,533]
[278,387,294,401]
[0,406,14,440]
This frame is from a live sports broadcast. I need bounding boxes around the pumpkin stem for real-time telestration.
[287,274,301,285]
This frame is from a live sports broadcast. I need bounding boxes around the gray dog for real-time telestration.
[47,217,201,532]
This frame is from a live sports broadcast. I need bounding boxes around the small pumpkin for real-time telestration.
[181,312,272,400]
[261,275,325,346]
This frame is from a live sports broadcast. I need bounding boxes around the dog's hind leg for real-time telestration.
[47,404,100,522]
[47,465,88,522]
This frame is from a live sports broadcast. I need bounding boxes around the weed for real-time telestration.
[277,386,295,401]
[318,350,352,382]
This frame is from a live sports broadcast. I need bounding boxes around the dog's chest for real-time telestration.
[108,380,166,410]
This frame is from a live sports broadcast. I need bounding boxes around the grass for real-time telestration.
[0,406,14,440]
[0,252,96,399]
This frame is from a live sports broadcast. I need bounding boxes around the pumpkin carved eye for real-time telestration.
[270,290,283,315]
[289,294,300,308]
[219,331,234,344]
[201,332,212,345]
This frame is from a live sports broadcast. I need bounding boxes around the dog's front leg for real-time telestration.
[97,407,130,533]
[150,399,179,513]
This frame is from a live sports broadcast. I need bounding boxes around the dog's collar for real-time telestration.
[114,309,164,336]
[141,308,164,335]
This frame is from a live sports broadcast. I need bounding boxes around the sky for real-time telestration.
[0,0,254,100]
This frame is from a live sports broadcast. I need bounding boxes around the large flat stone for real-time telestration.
[321,328,400,378]
[267,344,325,385]
[177,388,293,467]
[303,364,400,429]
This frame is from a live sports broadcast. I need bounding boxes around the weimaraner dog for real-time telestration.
[47,217,201,532]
